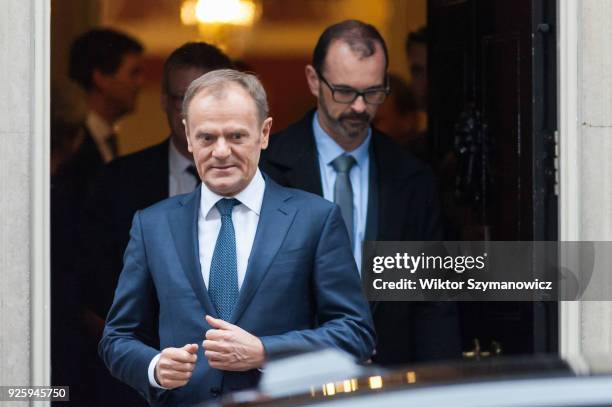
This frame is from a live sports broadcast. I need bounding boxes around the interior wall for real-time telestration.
[51,0,101,84]
[52,0,426,155]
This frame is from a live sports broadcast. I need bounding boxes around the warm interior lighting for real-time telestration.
[180,0,198,25]
[406,371,417,384]
[180,0,260,56]
[182,0,258,26]
[368,375,383,389]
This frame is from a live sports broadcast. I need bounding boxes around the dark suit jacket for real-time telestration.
[52,127,125,405]
[260,110,461,365]
[99,178,375,406]
[55,126,104,197]
[80,139,170,318]
[72,137,170,406]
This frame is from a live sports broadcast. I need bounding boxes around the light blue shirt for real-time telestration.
[312,112,370,273]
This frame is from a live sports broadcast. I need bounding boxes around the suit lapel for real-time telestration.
[230,179,296,324]
[283,156,322,196]
[138,140,170,207]
[266,111,323,195]
[148,139,170,200]
[167,187,217,317]
[81,126,104,167]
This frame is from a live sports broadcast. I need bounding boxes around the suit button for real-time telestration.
[210,387,221,397]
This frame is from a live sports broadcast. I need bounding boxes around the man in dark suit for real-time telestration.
[51,28,143,405]
[68,28,144,175]
[99,69,375,405]
[260,20,460,365]
[78,42,232,406]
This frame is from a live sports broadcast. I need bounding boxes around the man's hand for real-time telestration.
[203,315,265,371]
[155,343,198,389]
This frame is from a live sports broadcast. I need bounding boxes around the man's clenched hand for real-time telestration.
[203,315,265,371]
[155,343,198,389]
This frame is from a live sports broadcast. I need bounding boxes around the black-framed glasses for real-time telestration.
[317,70,389,105]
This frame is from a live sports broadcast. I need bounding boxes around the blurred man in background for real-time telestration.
[373,73,429,160]
[405,26,428,111]
[68,28,144,172]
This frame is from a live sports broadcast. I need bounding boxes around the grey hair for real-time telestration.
[182,69,269,123]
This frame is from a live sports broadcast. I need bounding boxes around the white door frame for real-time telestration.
[32,0,51,392]
[557,0,581,357]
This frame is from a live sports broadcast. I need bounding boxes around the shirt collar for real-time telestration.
[86,110,115,141]
[312,111,371,168]
[168,137,194,176]
[200,169,265,218]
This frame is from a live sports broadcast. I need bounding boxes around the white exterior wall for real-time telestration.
[0,0,34,388]
[559,0,612,357]
[576,0,612,354]
[0,1,50,406]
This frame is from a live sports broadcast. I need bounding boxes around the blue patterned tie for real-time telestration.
[208,198,240,321]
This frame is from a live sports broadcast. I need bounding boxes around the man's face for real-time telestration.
[97,52,144,116]
[162,66,207,153]
[306,40,387,147]
[184,84,272,196]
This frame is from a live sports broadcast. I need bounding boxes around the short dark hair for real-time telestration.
[312,19,388,74]
[161,42,232,95]
[69,28,143,91]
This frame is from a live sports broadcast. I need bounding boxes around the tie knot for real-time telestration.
[216,198,240,216]
[331,154,356,174]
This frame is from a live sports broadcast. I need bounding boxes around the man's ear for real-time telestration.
[183,118,193,153]
[260,117,273,150]
[92,69,110,92]
[305,65,320,98]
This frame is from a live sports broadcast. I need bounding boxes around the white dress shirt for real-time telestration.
[147,169,265,388]
[168,139,199,196]
[85,111,116,163]
[312,112,371,273]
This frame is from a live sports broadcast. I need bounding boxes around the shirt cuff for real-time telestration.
[148,353,166,389]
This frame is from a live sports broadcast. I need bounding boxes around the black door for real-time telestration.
[428,0,558,356]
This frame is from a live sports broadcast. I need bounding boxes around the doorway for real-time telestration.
[428,0,558,356]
